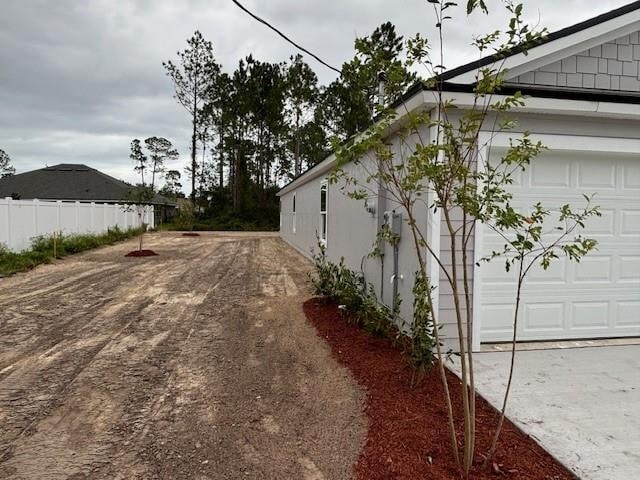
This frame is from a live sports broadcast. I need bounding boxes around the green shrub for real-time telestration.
[309,243,393,337]
[0,226,144,276]
[409,270,437,372]
[309,242,437,372]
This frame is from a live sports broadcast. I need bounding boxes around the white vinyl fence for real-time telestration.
[0,197,154,252]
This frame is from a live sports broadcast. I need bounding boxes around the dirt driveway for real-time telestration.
[0,232,365,479]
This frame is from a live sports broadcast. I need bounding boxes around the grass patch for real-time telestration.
[160,215,277,232]
[0,226,145,277]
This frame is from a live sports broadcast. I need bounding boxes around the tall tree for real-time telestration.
[294,120,327,172]
[0,149,15,178]
[214,73,233,189]
[159,169,182,198]
[317,22,416,140]
[163,31,219,202]
[245,56,287,190]
[351,21,413,107]
[285,55,319,176]
[201,72,234,190]
[144,137,178,191]
[129,139,148,186]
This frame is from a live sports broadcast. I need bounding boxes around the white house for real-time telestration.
[278,2,640,350]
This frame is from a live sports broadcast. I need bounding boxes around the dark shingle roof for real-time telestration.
[0,164,175,206]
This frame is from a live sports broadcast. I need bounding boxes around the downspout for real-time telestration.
[391,211,402,316]
[377,70,388,302]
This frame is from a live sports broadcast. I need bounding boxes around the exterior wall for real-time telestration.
[279,156,380,286]
[280,179,322,258]
[0,198,153,252]
[325,156,380,284]
[508,30,640,91]
[279,106,640,349]
[378,127,432,333]
[279,126,433,335]
[438,206,475,343]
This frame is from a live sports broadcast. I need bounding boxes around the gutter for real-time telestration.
[427,89,640,118]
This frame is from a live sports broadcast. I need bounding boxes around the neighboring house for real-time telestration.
[278,3,640,350]
[0,163,177,224]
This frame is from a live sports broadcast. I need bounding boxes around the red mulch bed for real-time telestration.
[125,249,159,257]
[182,232,201,237]
[304,298,575,480]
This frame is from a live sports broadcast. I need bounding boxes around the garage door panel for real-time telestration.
[479,151,640,342]
[530,158,571,187]
[585,209,616,236]
[524,303,565,331]
[623,163,640,188]
[577,162,616,189]
[574,256,612,283]
[479,304,514,336]
[619,256,640,283]
[570,302,610,329]
[479,261,518,284]
[617,302,640,327]
[526,258,567,284]
[621,210,640,235]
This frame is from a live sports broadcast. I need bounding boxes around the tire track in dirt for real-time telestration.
[0,238,208,453]
[0,238,207,461]
[0,233,365,480]
[0,236,208,368]
[0,235,244,478]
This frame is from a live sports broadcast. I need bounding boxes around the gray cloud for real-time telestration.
[0,0,630,189]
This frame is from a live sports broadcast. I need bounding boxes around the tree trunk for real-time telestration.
[294,109,301,176]
[219,118,224,189]
[200,136,207,199]
[190,80,198,204]
[191,120,197,203]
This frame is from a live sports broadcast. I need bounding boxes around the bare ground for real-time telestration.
[0,232,366,480]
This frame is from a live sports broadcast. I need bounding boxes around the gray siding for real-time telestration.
[279,179,322,258]
[279,156,381,280]
[508,30,640,91]
[438,206,475,344]
[279,127,434,333]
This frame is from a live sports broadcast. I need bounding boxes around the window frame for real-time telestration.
[292,192,296,234]
[319,181,328,246]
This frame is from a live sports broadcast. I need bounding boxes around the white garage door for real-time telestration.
[478,149,640,342]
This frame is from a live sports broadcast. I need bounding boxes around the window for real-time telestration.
[292,193,296,233]
[320,181,328,245]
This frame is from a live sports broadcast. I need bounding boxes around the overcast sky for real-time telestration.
[0,0,631,191]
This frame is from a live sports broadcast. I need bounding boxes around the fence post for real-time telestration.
[56,200,62,234]
[75,201,80,231]
[4,197,11,249]
[33,198,39,239]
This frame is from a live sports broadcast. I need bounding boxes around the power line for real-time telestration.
[231,0,342,75]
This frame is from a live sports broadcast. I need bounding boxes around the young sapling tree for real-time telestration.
[331,1,600,475]
[128,139,155,252]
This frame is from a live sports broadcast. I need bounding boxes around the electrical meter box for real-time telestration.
[383,210,402,238]
[391,212,402,237]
